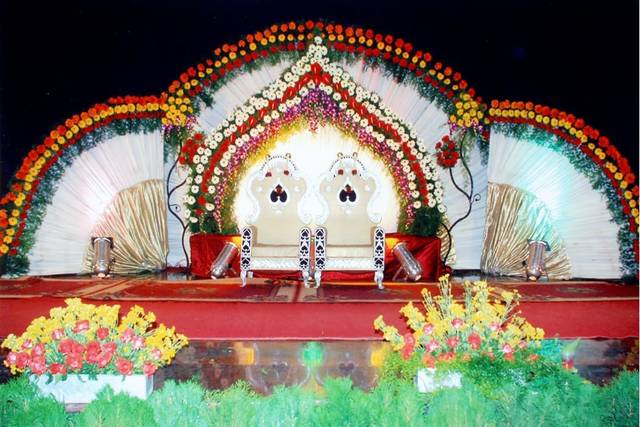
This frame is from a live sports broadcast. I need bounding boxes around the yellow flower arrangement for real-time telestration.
[2,298,188,378]
[374,275,544,367]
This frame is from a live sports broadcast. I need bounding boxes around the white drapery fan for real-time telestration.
[28,131,165,275]
[485,130,622,279]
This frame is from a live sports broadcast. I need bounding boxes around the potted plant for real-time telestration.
[374,275,545,392]
[2,298,188,404]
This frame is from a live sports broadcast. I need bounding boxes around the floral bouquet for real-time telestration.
[2,298,188,379]
[374,275,544,367]
[434,135,460,168]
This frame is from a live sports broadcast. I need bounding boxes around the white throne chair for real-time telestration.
[239,154,312,287]
[314,153,385,289]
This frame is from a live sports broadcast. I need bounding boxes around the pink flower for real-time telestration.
[518,340,528,349]
[451,318,464,329]
[132,336,145,350]
[422,324,434,335]
[12,352,29,369]
[66,353,83,371]
[151,348,162,360]
[116,357,133,375]
[425,340,440,353]
[29,356,47,375]
[489,322,500,332]
[74,320,90,333]
[51,329,65,340]
[96,327,110,340]
[467,333,482,350]
[86,341,102,364]
[21,339,33,350]
[120,328,135,343]
[502,344,513,354]
[102,342,118,355]
[50,363,66,375]
[446,336,460,349]
[143,361,157,377]
[31,343,46,357]
[97,351,114,368]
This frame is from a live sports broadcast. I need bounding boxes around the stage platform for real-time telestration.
[0,274,637,341]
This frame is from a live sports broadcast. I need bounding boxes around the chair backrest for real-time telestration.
[317,153,380,246]
[246,154,308,245]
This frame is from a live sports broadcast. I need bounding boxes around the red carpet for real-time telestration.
[0,277,637,340]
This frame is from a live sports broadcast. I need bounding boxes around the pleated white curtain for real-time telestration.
[179,58,488,269]
[486,131,622,278]
[27,131,164,275]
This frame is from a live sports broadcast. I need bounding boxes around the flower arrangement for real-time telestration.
[434,135,459,168]
[374,275,544,367]
[179,38,447,234]
[2,298,188,378]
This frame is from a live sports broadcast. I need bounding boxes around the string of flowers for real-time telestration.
[180,39,446,234]
[162,20,486,138]
[374,275,545,367]
[0,97,165,276]
[488,101,638,276]
[2,298,188,378]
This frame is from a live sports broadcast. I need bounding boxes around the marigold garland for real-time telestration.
[488,100,639,273]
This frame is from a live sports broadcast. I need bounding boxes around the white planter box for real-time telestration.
[30,374,153,404]
[415,368,462,393]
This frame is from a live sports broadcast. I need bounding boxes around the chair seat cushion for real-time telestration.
[326,245,373,258]
[251,244,300,257]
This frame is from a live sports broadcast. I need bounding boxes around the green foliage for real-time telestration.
[407,206,442,237]
[76,386,158,427]
[0,376,69,427]
[601,370,639,426]
[254,385,316,426]
[207,381,258,427]
[380,349,424,384]
[425,382,500,427]
[148,379,212,427]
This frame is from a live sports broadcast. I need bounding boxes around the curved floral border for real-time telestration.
[179,40,447,234]
[0,97,165,275]
[488,100,638,276]
[161,19,488,140]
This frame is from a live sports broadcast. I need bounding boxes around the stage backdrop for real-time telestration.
[0,20,636,280]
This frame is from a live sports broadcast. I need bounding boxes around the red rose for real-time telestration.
[446,336,460,349]
[96,327,110,340]
[143,361,157,377]
[8,352,30,369]
[29,356,47,375]
[58,339,74,355]
[66,353,83,371]
[97,351,114,368]
[31,343,46,357]
[50,363,67,375]
[74,320,90,333]
[451,318,464,329]
[116,357,133,376]
[102,342,118,355]
[467,333,482,350]
[86,341,102,364]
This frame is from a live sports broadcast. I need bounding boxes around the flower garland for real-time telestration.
[2,298,188,377]
[374,275,545,366]
[488,101,639,275]
[179,39,447,234]
[0,96,165,276]
[162,20,487,141]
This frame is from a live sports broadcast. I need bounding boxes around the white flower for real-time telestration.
[195,165,204,174]
[207,186,215,194]
[214,133,223,142]
[228,145,237,154]
[186,176,193,184]
[220,159,229,168]
[333,92,341,101]
[197,147,204,155]
[192,154,200,163]
[436,195,443,203]
[206,203,215,211]
[434,188,443,197]
[188,195,196,205]
[212,176,220,184]
[214,167,222,176]
[412,191,420,199]
[339,102,347,110]
[204,148,212,156]
[413,201,422,209]
[438,204,446,213]
[189,217,198,223]
[428,198,436,208]
[409,182,417,190]
[395,151,404,159]
[403,165,411,173]
[190,185,199,194]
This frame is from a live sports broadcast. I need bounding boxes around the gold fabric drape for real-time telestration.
[481,183,571,279]
[83,179,168,274]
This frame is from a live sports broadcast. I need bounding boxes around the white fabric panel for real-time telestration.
[193,57,487,269]
[28,131,164,275]
[165,152,191,267]
[342,61,487,269]
[195,62,292,132]
[488,131,622,278]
